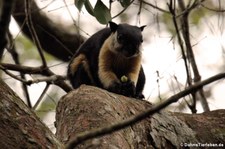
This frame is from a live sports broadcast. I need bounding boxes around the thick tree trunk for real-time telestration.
[0,79,64,149]
[56,85,225,149]
[56,85,153,148]
[0,82,225,148]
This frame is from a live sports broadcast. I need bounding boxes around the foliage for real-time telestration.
[75,0,133,24]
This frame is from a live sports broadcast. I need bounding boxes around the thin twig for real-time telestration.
[168,0,200,113]
[175,0,206,18]
[7,32,32,108]
[201,4,225,12]
[143,0,169,14]
[136,0,143,25]
[0,65,66,85]
[66,72,225,149]
[63,0,78,29]
[112,0,135,19]
[173,75,194,112]
[156,71,162,100]
[27,75,67,85]
[176,0,197,113]
[167,0,192,88]
[0,63,45,74]
[0,65,28,83]
[25,0,47,67]
[178,0,209,112]
[0,63,72,92]
[33,83,50,110]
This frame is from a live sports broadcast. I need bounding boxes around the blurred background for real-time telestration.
[2,0,225,132]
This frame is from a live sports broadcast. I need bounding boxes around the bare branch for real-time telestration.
[178,0,209,112]
[201,4,225,12]
[0,63,44,74]
[1,65,66,85]
[143,0,169,14]
[0,63,72,92]
[167,0,192,89]
[176,0,206,18]
[0,65,27,83]
[112,0,135,19]
[25,0,47,67]
[13,0,84,61]
[33,83,50,110]
[29,75,67,84]
[7,31,32,107]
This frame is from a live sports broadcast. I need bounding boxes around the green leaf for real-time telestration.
[94,0,111,24]
[75,0,86,11]
[85,0,94,16]
[119,0,131,8]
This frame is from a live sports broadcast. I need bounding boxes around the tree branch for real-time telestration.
[13,0,84,61]
[32,83,50,110]
[143,0,169,13]
[167,0,197,113]
[0,63,72,92]
[0,63,45,74]
[201,3,225,12]
[7,31,32,108]
[25,0,47,67]
[178,0,209,112]
[112,0,135,19]
[66,72,225,148]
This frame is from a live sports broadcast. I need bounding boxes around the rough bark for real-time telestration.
[56,85,225,149]
[0,81,225,148]
[56,85,153,148]
[0,79,64,149]
[0,1,223,148]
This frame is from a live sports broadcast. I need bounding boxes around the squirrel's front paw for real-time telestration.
[107,81,122,94]
[120,80,136,97]
[107,79,136,98]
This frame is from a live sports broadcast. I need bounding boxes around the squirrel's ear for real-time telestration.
[109,21,118,32]
[140,25,146,31]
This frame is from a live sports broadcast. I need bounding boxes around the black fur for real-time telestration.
[68,22,146,99]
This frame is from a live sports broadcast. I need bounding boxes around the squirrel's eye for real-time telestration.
[117,34,123,42]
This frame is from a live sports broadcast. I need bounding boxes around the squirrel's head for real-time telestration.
[109,21,145,58]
